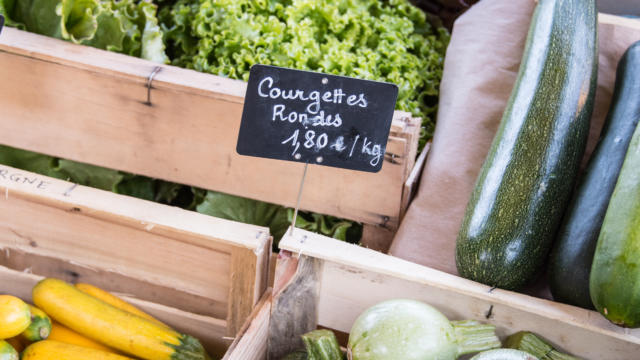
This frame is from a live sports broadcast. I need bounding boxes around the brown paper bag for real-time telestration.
[389,0,640,277]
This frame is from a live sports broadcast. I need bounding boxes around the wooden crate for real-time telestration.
[0,163,272,358]
[0,27,422,236]
[224,231,640,360]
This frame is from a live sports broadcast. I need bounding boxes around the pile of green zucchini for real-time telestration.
[454,0,640,328]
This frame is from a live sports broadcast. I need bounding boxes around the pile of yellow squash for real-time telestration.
[0,279,210,360]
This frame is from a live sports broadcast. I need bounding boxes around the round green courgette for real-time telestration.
[470,349,538,360]
[455,0,598,290]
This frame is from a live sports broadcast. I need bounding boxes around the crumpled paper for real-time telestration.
[389,0,640,276]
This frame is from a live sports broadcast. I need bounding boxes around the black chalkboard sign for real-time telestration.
[237,65,398,173]
[0,15,4,34]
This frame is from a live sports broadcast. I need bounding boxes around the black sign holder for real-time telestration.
[237,64,398,235]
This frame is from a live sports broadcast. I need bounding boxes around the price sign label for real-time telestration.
[237,65,398,172]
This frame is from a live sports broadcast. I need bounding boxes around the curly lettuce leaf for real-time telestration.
[0,145,63,179]
[196,191,291,241]
[161,0,449,145]
[1,0,167,63]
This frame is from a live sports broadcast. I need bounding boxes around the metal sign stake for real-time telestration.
[289,162,309,236]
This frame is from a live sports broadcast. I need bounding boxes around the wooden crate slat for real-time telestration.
[0,28,419,227]
[276,231,640,360]
[0,164,271,336]
[0,247,228,319]
[222,292,272,360]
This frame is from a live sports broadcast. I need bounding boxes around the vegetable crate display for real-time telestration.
[0,27,424,249]
[0,164,272,358]
[227,232,640,360]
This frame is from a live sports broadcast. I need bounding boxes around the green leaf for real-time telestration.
[54,159,123,191]
[161,0,449,147]
[4,0,167,63]
[0,145,62,178]
[58,0,100,43]
[196,191,291,241]
[116,174,156,201]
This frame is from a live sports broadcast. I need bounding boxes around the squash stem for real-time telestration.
[302,330,343,360]
[506,332,579,360]
[452,320,501,356]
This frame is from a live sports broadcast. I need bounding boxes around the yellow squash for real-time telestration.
[0,340,18,360]
[33,279,208,360]
[21,305,52,342]
[0,295,31,339]
[22,340,133,360]
[49,321,118,354]
[75,283,168,327]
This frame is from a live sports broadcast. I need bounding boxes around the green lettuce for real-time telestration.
[196,191,360,246]
[160,0,449,145]
[0,0,168,63]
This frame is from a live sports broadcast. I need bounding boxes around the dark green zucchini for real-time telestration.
[455,0,598,290]
[549,41,640,309]
[590,88,640,327]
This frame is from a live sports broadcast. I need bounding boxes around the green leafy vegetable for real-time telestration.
[0,0,168,62]
[196,191,292,240]
[159,0,449,146]
[196,191,360,247]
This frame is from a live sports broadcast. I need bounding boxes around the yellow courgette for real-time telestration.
[21,305,51,341]
[22,340,133,360]
[33,279,209,360]
[0,340,18,360]
[75,283,168,327]
[0,295,31,339]
[49,321,118,354]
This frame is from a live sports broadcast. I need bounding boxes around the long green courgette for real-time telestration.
[549,41,640,309]
[590,78,640,327]
[455,0,598,289]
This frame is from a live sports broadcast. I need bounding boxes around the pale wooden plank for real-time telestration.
[0,164,272,322]
[599,13,640,29]
[400,142,430,220]
[0,186,232,316]
[0,165,269,252]
[222,292,271,360]
[279,232,640,360]
[0,248,227,318]
[227,244,271,336]
[0,28,417,227]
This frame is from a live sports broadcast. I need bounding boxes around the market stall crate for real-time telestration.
[0,27,425,249]
[0,163,272,358]
[224,231,640,360]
